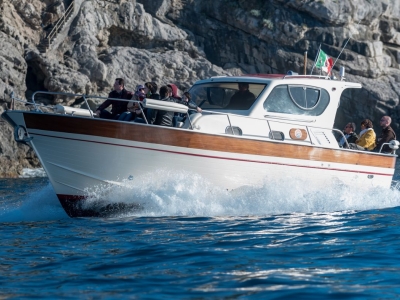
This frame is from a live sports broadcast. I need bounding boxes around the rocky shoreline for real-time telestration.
[1,0,400,177]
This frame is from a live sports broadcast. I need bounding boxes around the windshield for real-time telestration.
[189,82,267,110]
[263,85,330,116]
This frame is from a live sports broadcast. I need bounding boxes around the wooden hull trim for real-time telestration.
[24,113,396,170]
[33,132,393,176]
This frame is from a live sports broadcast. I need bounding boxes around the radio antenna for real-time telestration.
[331,20,361,70]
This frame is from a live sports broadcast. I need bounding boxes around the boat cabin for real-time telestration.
[185,74,362,149]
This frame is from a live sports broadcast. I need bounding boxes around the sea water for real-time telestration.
[1,164,400,299]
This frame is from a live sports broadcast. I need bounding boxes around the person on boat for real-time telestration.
[95,78,133,119]
[338,122,358,148]
[129,82,161,123]
[173,91,202,126]
[226,83,256,110]
[348,119,376,151]
[168,83,182,101]
[182,92,202,114]
[375,115,396,153]
[144,82,160,100]
[147,85,176,126]
[119,85,146,122]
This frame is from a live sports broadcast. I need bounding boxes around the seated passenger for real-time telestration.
[147,86,175,126]
[348,119,376,151]
[167,83,182,101]
[338,122,358,148]
[95,78,133,119]
[375,115,396,153]
[144,82,160,100]
[173,92,202,127]
[119,85,146,122]
[181,92,202,113]
[226,83,255,110]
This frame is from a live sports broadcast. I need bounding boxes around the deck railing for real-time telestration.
[10,91,396,155]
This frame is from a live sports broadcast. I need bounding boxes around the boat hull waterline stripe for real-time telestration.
[24,113,396,169]
[31,132,393,177]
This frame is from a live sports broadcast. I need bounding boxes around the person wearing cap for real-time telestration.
[167,83,181,100]
[119,85,147,122]
[134,85,146,102]
[95,78,133,119]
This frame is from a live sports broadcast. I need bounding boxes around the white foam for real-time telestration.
[19,168,47,178]
[82,169,400,218]
[4,169,400,222]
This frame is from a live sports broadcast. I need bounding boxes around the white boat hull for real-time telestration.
[3,111,395,217]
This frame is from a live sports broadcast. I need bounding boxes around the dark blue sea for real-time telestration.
[2,164,400,299]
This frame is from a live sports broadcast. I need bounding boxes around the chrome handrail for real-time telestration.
[199,109,351,147]
[47,1,75,48]
[25,91,390,155]
[282,74,330,80]
[31,91,143,119]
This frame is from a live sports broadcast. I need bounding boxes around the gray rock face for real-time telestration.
[0,0,400,176]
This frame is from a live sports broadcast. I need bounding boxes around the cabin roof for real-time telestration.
[196,74,361,89]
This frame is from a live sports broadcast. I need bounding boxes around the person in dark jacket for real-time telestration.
[375,116,396,153]
[148,86,203,127]
[339,122,359,148]
[95,78,133,119]
[145,82,160,100]
[167,83,182,101]
[181,92,202,113]
[147,86,176,126]
[226,83,256,110]
[172,92,202,127]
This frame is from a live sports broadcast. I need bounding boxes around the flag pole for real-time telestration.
[303,51,307,75]
[310,44,321,75]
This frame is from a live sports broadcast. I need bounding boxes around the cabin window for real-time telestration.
[263,85,330,116]
[189,82,267,110]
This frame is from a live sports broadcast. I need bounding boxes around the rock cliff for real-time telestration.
[0,0,399,177]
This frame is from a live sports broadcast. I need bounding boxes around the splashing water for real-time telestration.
[81,169,400,218]
[0,181,68,223]
[2,169,400,222]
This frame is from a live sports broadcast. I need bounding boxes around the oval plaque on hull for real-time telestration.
[289,128,308,140]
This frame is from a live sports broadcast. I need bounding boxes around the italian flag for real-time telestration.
[315,49,333,74]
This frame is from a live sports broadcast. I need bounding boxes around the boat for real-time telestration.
[2,72,399,217]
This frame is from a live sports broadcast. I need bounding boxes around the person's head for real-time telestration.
[145,82,158,95]
[133,84,145,101]
[380,116,391,128]
[160,85,172,98]
[182,92,191,102]
[360,119,373,130]
[344,122,356,134]
[113,78,124,92]
[238,83,249,92]
[167,84,179,98]
[136,84,145,93]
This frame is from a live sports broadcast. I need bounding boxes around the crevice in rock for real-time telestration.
[107,25,177,50]
[25,61,51,104]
